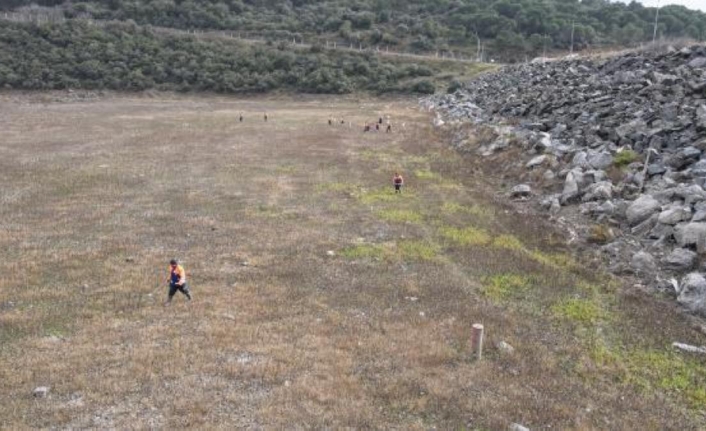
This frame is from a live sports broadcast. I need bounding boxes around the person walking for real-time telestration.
[392,172,404,193]
[239,113,244,122]
[165,259,192,305]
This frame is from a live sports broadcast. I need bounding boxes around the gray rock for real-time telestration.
[674,222,706,248]
[572,151,589,168]
[688,57,706,68]
[631,251,657,275]
[561,170,584,203]
[588,151,613,170]
[596,200,616,215]
[692,209,706,222]
[666,147,701,170]
[658,206,692,225]
[495,340,515,354]
[662,248,697,271]
[678,273,706,316]
[650,222,674,240]
[626,195,661,225]
[647,163,667,176]
[582,181,613,202]
[543,169,556,181]
[632,214,658,236]
[510,184,532,198]
[674,184,706,205]
[526,155,548,169]
[691,159,706,177]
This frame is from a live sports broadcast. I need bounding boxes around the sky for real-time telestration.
[616,0,706,12]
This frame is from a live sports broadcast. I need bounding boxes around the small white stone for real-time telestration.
[326,250,335,256]
[33,386,49,398]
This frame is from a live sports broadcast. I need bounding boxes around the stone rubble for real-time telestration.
[425,45,706,317]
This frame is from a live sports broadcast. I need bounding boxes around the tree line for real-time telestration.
[0,19,440,94]
[2,0,706,61]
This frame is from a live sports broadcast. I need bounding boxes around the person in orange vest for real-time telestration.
[166,259,191,305]
[392,172,404,193]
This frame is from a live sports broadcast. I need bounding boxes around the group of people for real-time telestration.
[165,111,407,305]
[239,112,268,122]
[363,117,392,133]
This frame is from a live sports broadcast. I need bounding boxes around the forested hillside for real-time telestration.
[2,0,706,61]
[0,19,458,94]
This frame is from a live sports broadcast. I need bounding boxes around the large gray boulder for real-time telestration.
[626,195,661,225]
[657,205,692,225]
[588,151,613,170]
[582,181,614,202]
[631,251,657,275]
[674,222,706,248]
[510,184,532,198]
[561,170,583,203]
[678,273,706,317]
[662,248,697,271]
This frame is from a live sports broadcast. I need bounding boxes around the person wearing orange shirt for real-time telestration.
[393,173,404,193]
[166,259,192,305]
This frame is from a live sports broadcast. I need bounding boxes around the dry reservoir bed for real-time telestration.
[0,94,704,429]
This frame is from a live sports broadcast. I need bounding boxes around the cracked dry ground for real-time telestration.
[0,94,704,429]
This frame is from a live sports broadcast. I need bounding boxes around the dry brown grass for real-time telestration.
[0,92,704,429]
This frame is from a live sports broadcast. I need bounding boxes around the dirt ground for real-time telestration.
[0,93,704,430]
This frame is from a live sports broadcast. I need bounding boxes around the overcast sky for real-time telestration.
[616,0,706,12]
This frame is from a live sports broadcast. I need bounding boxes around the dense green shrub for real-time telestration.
[0,20,443,94]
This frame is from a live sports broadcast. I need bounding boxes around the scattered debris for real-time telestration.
[672,342,706,354]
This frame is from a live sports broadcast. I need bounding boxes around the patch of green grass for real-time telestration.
[414,169,441,181]
[491,234,525,251]
[439,226,491,246]
[316,182,353,193]
[481,274,533,302]
[353,187,409,204]
[613,150,640,168]
[588,340,706,409]
[398,240,440,261]
[529,250,576,270]
[275,164,297,174]
[340,243,388,259]
[441,202,495,219]
[377,209,423,223]
[551,297,605,325]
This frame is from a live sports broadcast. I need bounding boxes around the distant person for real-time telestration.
[165,259,191,305]
[375,123,380,132]
[328,118,333,126]
[264,112,268,122]
[386,123,392,133]
[378,117,383,124]
[239,113,244,122]
[364,123,371,132]
[340,119,345,125]
[392,173,404,193]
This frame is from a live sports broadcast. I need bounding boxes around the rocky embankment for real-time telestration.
[427,45,706,317]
